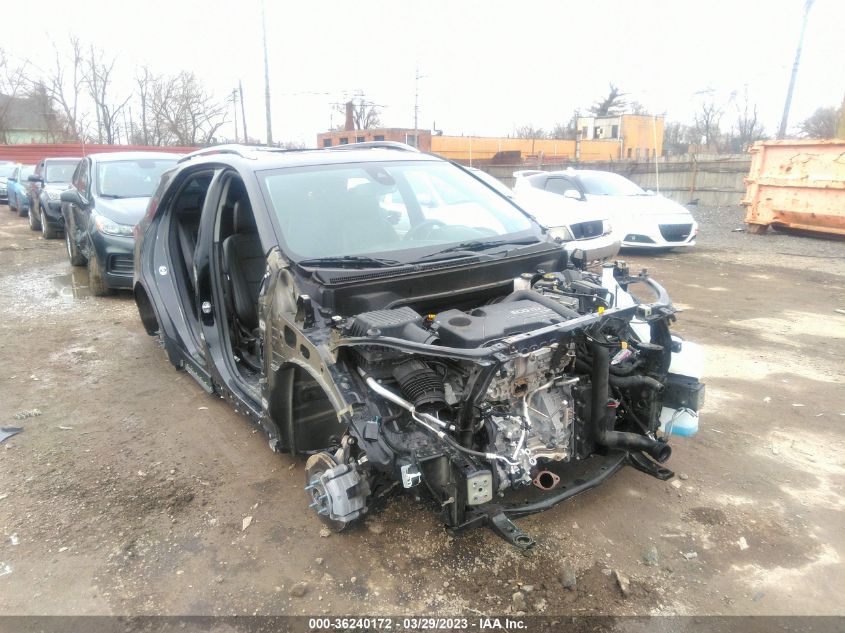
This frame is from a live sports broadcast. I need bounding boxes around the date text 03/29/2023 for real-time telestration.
[308,616,528,630]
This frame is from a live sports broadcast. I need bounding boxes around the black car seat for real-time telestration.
[222,199,265,333]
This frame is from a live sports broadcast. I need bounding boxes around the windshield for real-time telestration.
[0,163,16,178]
[21,165,35,179]
[260,160,538,262]
[578,172,646,196]
[44,161,79,183]
[97,159,178,198]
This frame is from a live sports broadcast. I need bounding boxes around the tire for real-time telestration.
[41,209,60,239]
[18,206,28,218]
[87,251,112,296]
[29,202,42,231]
[65,216,86,266]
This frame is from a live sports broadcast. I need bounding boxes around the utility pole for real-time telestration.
[413,66,426,148]
[413,66,419,148]
[231,89,240,143]
[239,80,248,143]
[261,0,273,145]
[778,0,815,139]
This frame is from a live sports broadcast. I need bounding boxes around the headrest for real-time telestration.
[233,199,256,234]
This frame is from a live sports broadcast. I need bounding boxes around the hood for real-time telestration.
[44,183,72,194]
[512,188,609,228]
[94,196,151,226]
[585,193,693,217]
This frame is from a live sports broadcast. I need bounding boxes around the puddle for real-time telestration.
[0,261,91,317]
[52,269,92,299]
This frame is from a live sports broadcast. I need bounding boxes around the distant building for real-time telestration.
[317,127,432,151]
[576,114,664,160]
[0,93,65,144]
[316,113,664,164]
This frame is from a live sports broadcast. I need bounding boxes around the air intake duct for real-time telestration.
[392,360,446,412]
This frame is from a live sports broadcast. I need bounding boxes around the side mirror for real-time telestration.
[60,189,83,205]
[27,174,42,182]
[563,189,582,200]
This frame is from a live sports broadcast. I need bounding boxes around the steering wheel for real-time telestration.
[404,219,447,241]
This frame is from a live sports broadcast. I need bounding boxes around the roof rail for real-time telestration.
[176,144,259,163]
[325,141,419,153]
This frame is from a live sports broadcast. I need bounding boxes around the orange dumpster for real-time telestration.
[742,139,845,236]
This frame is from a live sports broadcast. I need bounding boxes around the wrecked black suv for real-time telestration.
[133,142,703,547]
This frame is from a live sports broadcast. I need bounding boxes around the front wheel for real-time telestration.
[87,251,112,296]
[28,203,42,231]
[41,209,60,239]
[65,217,86,266]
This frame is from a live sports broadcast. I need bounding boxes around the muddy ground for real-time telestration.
[0,204,843,618]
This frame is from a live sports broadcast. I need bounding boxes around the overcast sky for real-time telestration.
[6,0,845,144]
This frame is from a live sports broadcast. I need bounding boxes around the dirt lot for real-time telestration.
[0,203,843,618]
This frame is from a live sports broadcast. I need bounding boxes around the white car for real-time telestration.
[513,169,698,250]
[467,167,620,266]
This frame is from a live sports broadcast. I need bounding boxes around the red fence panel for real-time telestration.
[0,143,198,164]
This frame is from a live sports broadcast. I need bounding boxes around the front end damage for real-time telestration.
[297,262,703,547]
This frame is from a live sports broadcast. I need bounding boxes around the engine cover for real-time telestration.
[434,300,564,348]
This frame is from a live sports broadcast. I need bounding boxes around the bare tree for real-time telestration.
[798,105,840,139]
[333,99,382,130]
[663,121,696,155]
[85,47,131,144]
[135,66,155,145]
[588,83,627,116]
[627,101,650,115]
[514,124,546,139]
[549,110,581,139]
[693,96,723,148]
[149,71,228,146]
[44,37,87,140]
[730,92,766,151]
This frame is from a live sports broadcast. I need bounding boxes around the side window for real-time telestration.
[74,160,90,197]
[545,178,573,195]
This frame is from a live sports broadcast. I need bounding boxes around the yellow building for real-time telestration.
[576,114,664,161]
[427,114,663,164]
[316,114,663,164]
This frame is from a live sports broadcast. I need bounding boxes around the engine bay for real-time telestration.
[303,261,704,547]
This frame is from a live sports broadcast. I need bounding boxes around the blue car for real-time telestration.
[0,161,15,205]
[6,164,36,216]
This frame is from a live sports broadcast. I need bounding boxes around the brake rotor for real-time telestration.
[304,451,347,532]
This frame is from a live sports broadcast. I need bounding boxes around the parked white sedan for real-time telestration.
[467,167,620,265]
[514,169,698,250]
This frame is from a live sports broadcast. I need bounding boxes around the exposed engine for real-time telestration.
[305,262,704,547]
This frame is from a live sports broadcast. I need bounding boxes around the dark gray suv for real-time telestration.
[133,142,702,547]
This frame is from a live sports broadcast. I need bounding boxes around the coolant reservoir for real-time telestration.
[659,407,699,436]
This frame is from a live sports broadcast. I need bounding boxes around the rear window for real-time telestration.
[578,172,645,196]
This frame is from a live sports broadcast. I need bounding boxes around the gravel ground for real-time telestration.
[0,203,843,622]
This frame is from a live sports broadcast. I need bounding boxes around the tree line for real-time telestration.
[0,38,229,146]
